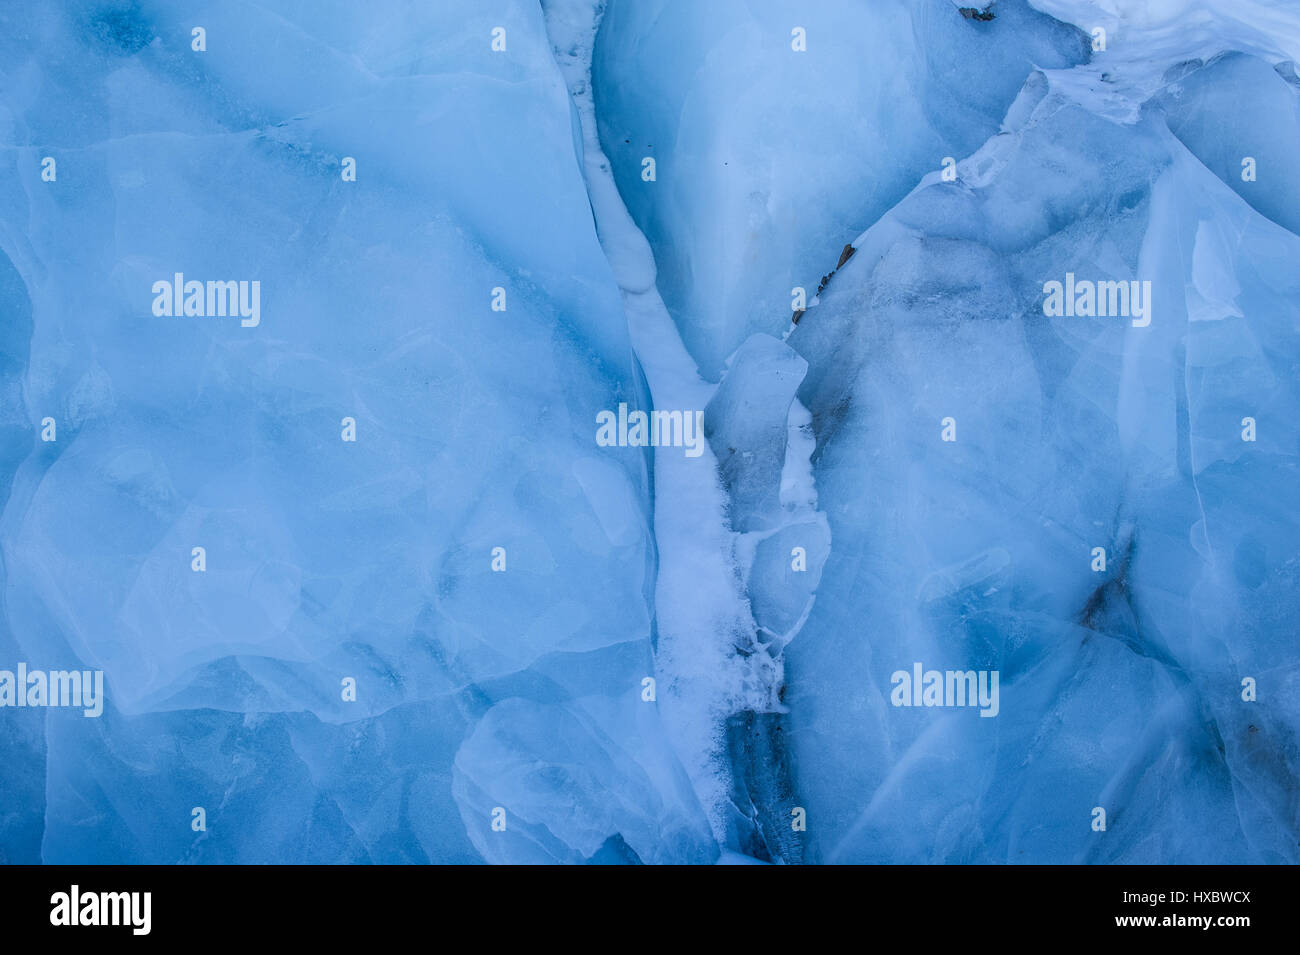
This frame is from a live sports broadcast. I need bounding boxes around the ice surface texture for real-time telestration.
[0,0,1297,863]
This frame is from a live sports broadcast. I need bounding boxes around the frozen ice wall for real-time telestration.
[593,0,1090,378]
[785,94,1300,861]
[0,0,713,863]
[591,0,1300,862]
[1,0,1298,865]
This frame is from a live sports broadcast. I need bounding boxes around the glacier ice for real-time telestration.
[0,0,710,864]
[779,52,1300,863]
[592,0,1091,378]
[1,0,1298,865]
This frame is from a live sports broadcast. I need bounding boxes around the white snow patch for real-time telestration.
[542,0,768,844]
[1028,0,1300,121]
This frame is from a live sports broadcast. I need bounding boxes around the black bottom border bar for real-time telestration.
[0,863,1287,941]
